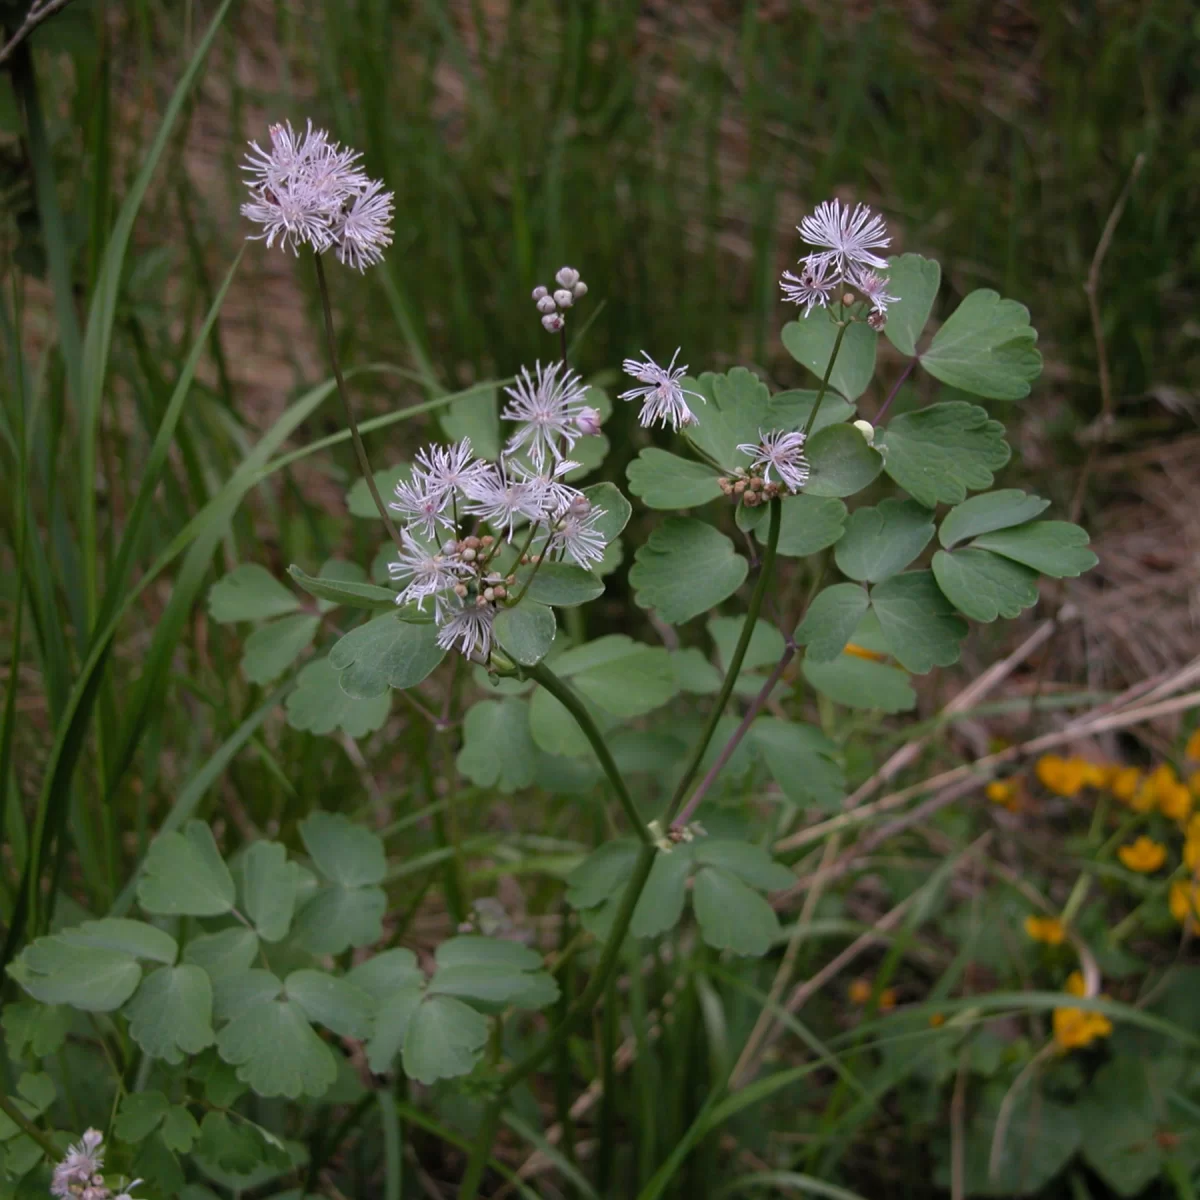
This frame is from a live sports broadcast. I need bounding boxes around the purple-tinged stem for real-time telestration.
[875,356,917,424]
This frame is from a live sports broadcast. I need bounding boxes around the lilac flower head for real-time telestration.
[780,254,838,317]
[736,429,810,493]
[516,457,584,519]
[502,362,591,467]
[390,469,455,540]
[413,439,491,501]
[241,120,393,268]
[335,179,395,271]
[619,349,706,431]
[463,459,548,540]
[797,199,891,275]
[436,600,495,660]
[52,1129,105,1198]
[388,531,471,616]
[849,266,898,317]
[546,496,608,568]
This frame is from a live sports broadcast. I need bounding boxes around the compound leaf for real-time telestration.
[208,564,299,624]
[125,965,215,1064]
[921,288,1042,400]
[456,699,537,793]
[630,518,747,624]
[875,401,1010,508]
[938,490,1051,549]
[138,821,235,917]
[835,498,935,583]
[884,254,941,357]
[931,548,1040,622]
[870,570,968,673]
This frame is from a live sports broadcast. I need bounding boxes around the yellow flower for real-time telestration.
[1024,915,1066,945]
[1187,729,1200,761]
[1053,1006,1113,1052]
[1079,761,1109,789]
[878,987,898,1012]
[1185,837,1200,873]
[843,643,887,663]
[929,1012,946,1028]
[1036,755,1085,797]
[1110,766,1143,804]
[1189,770,1200,799]
[1065,970,1086,996]
[1130,779,1158,813]
[1186,814,1200,843]
[986,779,1023,811]
[1169,880,1199,924]
[1159,780,1193,823]
[848,978,872,1005]
[1118,836,1167,873]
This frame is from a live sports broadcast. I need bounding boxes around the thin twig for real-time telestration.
[0,0,76,66]
[776,662,1200,858]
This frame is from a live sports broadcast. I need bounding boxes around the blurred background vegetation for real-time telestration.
[2,0,1200,1195]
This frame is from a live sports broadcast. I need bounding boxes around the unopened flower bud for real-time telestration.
[575,405,602,436]
[443,540,458,554]
[555,266,580,288]
[852,419,875,444]
[506,574,516,585]
[536,295,557,315]
[454,583,468,597]
[465,536,480,549]
[542,313,565,332]
[842,291,856,306]
[750,476,764,490]
[493,585,507,599]
[483,587,496,602]
[476,594,488,607]
[744,492,761,507]
[532,285,549,301]
[553,288,574,308]
[480,534,494,547]
[572,280,588,299]
[867,310,886,331]
[733,479,747,495]
[461,547,477,563]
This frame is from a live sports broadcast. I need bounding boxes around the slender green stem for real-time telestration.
[663,496,783,825]
[802,319,851,439]
[526,661,649,843]
[0,1093,59,1159]
[457,843,657,1199]
[313,252,404,551]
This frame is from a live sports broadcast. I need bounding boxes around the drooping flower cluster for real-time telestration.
[781,199,896,328]
[241,120,394,270]
[388,428,607,661]
[532,266,588,333]
[619,348,706,431]
[51,1129,140,1200]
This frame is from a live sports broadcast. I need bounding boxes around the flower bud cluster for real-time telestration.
[532,266,588,332]
[718,473,783,507]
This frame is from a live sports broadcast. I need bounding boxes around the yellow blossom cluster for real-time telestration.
[1023,915,1066,945]
[1052,972,1113,1051]
[847,977,896,1011]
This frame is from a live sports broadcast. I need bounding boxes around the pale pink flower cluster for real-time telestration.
[51,1130,140,1200]
[387,436,608,660]
[781,199,896,325]
[241,120,394,270]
